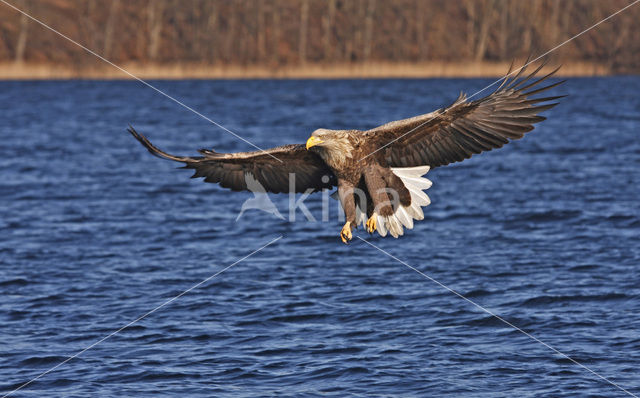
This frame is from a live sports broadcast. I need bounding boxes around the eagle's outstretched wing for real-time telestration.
[128,127,336,193]
[364,63,565,168]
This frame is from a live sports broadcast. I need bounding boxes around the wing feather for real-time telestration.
[365,63,564,168]
[128,127,336,193]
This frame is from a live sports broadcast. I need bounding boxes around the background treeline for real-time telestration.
[0,0,638,73]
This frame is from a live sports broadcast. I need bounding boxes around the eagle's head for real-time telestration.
[305,128,353,168]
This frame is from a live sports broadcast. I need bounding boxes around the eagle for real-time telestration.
[128,63,563,244]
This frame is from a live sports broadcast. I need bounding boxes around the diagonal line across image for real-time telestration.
[357,236,638,398]
[2,1,639,397]
[0,0,283,163]
[2,236,283,398]
[358,0,640,162]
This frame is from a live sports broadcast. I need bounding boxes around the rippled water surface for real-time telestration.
[1,77,639,397]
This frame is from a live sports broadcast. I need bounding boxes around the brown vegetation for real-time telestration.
[0,0,638,78]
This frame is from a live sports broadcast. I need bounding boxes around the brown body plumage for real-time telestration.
[128,62,564,243]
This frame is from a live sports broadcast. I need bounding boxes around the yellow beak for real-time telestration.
[305,136,323,150]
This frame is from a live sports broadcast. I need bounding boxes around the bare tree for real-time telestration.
[147,0,164,61]
[224,4,236,63]
[364,0,376,61]
[323,0,336,61]
[549,0,561,45]
[205,0,218,63]
[14,0,29,63]
[498,0,508,59]
[299,0,309,63]
[474,0,494,61]
[103,0,120,59]
[1,0,639,73]
[464,0,474,58]
[257,2,266,62]
[416,0,427,60]
[272,0,281,65]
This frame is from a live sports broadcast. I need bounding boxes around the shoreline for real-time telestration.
[0,61,616,80]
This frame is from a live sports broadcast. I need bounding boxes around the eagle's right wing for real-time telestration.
[363,62,565,168]
[128,127,336,193]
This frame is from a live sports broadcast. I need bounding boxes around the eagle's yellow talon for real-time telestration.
[340,221,352,244]
[366,214,377,234]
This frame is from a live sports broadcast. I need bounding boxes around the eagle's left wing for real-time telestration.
[128,127,336,193]
[363,63,564,168]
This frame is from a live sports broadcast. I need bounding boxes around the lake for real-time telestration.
[0,77,639,397]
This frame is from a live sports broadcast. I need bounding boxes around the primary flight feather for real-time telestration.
[128,62,564,243]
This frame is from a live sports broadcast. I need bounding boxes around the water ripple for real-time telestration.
[0,78,639,397]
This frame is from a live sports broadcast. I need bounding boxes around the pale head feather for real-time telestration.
[309,129,354,169]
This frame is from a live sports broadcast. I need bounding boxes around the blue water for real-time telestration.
[1,77,639,397]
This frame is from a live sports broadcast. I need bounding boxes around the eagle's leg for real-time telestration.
[364,168,395,234]
[340,222,352,244]
[365,216,377,234]
[337,180,358,244]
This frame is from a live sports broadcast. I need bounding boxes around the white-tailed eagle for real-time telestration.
[128,63,563,243]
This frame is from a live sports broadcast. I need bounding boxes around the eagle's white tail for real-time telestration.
[332,165,432,238]
[376,166,432,238]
